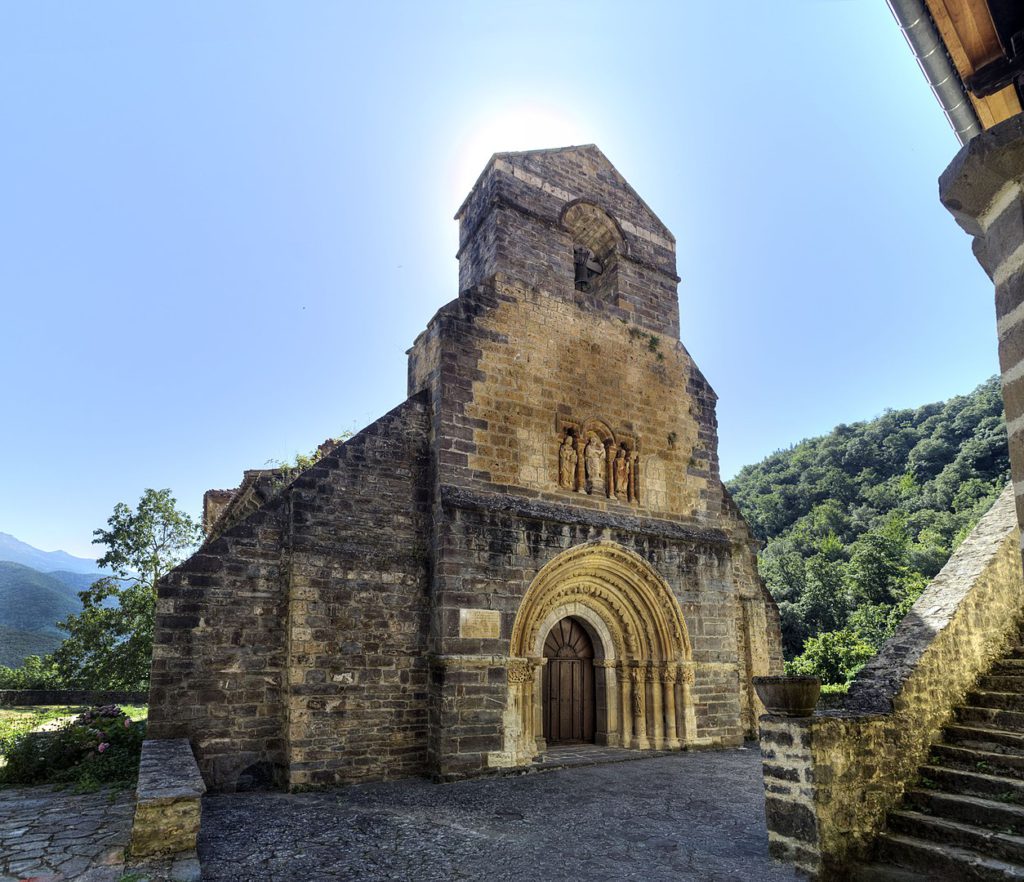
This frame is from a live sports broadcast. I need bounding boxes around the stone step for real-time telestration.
[958,706,1024,733]
[905,789,1024,836]
[980,676,1024,693]
[944,724,1024,755]
[1006,647,1024,660]
[919,764,1024,803]
[848,861,936,881]
[931,744,1024,779]
[889,810,1024,864]
[994,660,1024,675]
[875,832,1024,880]
[971,692,1024,713]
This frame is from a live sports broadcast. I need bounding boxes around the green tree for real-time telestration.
[52,489,202,690]
[0,655,64,690]
[785,630,876,686]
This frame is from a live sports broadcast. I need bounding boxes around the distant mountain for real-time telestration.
[0,531,102,575]
[48,570,106,596]
[0,625,64,669]
[0,562,82,636]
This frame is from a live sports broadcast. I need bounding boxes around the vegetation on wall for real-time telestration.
[728,377,1010,686]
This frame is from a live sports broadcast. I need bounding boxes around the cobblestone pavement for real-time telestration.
[200,746,801,882]
[0,785,132,882]
[0,785,198,882]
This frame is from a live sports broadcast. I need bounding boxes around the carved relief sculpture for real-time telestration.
[555,420,640,503]
[631,667,644,716]
[585,434,605,495]
[626,446,634,501]
[506,659,533,684]
[614,446,629,498]
[559,432,578,490]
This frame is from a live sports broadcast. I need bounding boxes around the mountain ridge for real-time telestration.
[0,531,102,575]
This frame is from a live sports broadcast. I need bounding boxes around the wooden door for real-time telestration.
[543,617,595,743]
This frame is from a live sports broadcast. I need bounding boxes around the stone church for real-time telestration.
[147,145,783,790]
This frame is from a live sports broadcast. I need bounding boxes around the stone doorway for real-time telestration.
[495,540,697,769]
[543,617,596,744]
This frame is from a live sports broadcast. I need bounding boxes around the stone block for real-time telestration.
[130,739,206,859]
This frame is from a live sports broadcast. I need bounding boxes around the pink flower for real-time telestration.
[98,743,109,753]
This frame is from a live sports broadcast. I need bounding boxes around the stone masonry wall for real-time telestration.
[409,278,722,525]
[760,486,1023,878]
[150,395,433,791]
[284,394,432,788]
[148,498,289,791]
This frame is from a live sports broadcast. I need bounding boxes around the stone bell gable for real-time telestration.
[147,144,782,792]
[454,145,679,338]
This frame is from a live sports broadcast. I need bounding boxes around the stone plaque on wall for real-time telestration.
[459,608,501,639]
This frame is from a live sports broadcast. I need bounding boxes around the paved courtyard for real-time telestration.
[0,785,133,882]
[200,746,800,882]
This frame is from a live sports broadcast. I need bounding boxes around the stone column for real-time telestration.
[663,665,681,750]
[941,116,1024,542]
[532,658,546,754]
[650,664,664,748]
[681,664,697,745]
[631,666,650,750]
[617,665,633,748]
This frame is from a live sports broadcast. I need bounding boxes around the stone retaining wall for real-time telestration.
[130,739,206,859]
[760,486,1023,877]
[0,689,148,706]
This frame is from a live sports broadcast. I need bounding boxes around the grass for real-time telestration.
[0,705,85,747]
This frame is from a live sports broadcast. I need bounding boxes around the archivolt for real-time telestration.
[510,540,691,664]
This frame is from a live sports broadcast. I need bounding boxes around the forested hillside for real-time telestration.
[0,562,85,667]
[727,377,1010,685]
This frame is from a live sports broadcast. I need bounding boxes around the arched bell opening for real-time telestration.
[562,201,625,304]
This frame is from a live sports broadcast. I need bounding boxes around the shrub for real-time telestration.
[0,704,145,791]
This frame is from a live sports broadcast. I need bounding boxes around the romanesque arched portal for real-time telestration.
[499,541,695,765]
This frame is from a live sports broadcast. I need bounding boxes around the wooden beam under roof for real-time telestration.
[925,0,1022,127]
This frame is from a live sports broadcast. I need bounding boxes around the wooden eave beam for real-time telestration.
[925,0,1022,127]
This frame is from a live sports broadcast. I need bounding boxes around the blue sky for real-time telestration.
[0,2,999,558]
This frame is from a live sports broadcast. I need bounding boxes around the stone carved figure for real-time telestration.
[558,432,578,489]
[585,434,605,495]
[614,446,629,498]
[631,668,644,716]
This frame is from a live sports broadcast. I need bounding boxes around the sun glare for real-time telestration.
[450,103,591,203]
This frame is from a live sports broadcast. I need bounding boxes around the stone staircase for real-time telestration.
[853,644,1024,880]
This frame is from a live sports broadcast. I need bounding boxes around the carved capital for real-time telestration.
[507,659,532,684]
[681,665,695,685]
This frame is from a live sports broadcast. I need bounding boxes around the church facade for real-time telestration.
[147,146,783,790]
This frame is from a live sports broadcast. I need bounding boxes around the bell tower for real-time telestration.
[454,145,681,339]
